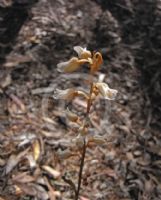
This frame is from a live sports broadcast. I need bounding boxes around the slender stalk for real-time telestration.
[75,82,93,200]
[87,82,93,114]
[75,73,94,200]
[75,138,86,200]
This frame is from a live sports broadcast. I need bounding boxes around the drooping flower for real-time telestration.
[53,88,77,100]
[73,46,92,59]
[57,57,92,73]
[57,57,80,73]
[95,82,118,100]
[53,88,89,101]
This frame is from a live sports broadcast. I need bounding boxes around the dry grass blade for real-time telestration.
[33,139,41,162]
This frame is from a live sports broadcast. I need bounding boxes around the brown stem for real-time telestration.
[75,73,93,200]
[87,82,94,114]
[75,138,86,200]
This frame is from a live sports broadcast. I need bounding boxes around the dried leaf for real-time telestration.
[88,135,106,145]
[8,94,26,115]
[12,172,35,183]
[42,165,60,179]
[33,139,41,162]
[57,149,75,159]
[26,154,36,169]
[5,148,29,174]
[4,54,32,68]
[0,73,11,88]
[17,183,49,200]
[14,185,23,196]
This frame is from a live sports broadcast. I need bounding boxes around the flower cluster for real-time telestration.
[54,46,118,199]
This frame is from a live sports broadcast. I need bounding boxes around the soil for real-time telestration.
[0,0,161,200]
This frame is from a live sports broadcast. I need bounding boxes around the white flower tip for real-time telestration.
[57,61,68,72]
[73,46,91,59]
[105,89,118,100]
[73,46,84,56]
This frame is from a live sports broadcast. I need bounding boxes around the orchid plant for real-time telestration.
[54,46,117,200]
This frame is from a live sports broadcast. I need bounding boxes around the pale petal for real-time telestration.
[105,88,118,100]
[73,46,84,57]
[53,88,76,100]
[88,135,106,145]
[95,82,118,100]
[57,57,80,73]
[57,60,70,72]
[74,46,91,59]
[95,83,108,97]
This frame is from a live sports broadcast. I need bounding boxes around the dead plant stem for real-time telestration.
[75,138,86,200]
[75,78,93,200]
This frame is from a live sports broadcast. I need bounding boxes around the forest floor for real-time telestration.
[0,0,161,200]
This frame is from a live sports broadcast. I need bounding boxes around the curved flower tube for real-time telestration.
[57,57,92,73]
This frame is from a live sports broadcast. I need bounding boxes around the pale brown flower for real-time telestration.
[53,88,77,100]
[57,57,92,73]
[95,82,118,100]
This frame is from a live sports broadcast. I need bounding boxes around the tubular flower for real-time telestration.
[53,88,77,100]
[57,57,92,73]
[53,88,89,101]
[95,82,118,100]
[73,46,92,59]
